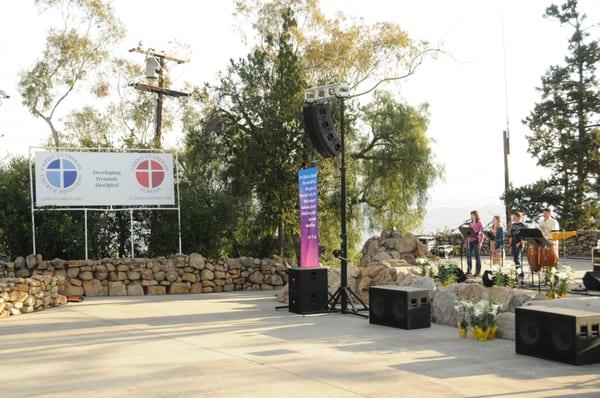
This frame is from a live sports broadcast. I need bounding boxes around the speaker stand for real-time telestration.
[327,286,369,318]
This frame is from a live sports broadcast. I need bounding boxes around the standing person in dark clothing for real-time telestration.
[509,211,525,276]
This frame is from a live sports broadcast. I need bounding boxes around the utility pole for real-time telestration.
[503,129,511,226]
[129,45,189,148]
[502,14,512,227]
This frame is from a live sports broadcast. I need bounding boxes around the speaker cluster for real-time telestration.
[302,103,341,158]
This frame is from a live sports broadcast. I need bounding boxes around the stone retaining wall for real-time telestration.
[0,254,289,297]
[564,230,600,257]
[0,275,67,319]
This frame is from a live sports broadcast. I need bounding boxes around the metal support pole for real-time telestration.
[84,209,88,260]
[503,130,511,227]
[340,98,348,313]
[130,209,135,258]
[176,151,182,254]
[28,152,36,255]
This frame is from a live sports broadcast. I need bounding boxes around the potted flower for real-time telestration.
[454,300,473,338]
[546,265,574,299]
[470,299,501,341]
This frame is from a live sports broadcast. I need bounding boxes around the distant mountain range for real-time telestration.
[418,204,506,235]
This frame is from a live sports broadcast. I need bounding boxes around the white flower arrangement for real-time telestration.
[546,264,574,298]
[416,257,437,278]
[454,300,473,328]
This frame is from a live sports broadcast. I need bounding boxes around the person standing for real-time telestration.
[538,208,560,257]
[466,210,484,277]
[490,215,505,266]
[509,211,526,275]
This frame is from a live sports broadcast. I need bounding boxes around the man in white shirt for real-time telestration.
[538,208,559,255]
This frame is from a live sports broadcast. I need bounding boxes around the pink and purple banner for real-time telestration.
[298,166,319,268]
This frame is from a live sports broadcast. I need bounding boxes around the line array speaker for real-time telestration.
[302,102,341,158]
[516,305,600,365]
[369,285,431,330]
[288,267,328,314]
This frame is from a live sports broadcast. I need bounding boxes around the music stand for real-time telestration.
[483,230,496,269]
[458,226,476,273]
[520,228,552,292]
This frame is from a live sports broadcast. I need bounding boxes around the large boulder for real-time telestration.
[398,275,436,292]
[507,289,536,312]
[488,286,512,311]
[248,271,264,284]
[432,290,459,326]
[455,283,486,302]
[496,312,515,340]
[169,282,190,294]
[147,285,166,295]
[25,254,37,269]
[200,269,214,281]
[127,282,144,296]
[397,233,419,254]
[189,253,205,269]
[8,290,28,303]
[108,282,127,296]
[82,280,106,296]
[65,284,84,296]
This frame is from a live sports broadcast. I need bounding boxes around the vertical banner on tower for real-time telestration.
[298,166,319,268]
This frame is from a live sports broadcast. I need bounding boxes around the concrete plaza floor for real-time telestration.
[1,291,600,398]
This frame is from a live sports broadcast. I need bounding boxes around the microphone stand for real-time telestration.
[457,220,470,273]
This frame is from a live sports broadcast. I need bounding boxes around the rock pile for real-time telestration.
[1,254,288,297]
[431,283,538,339]
[0,275,67,318]
[354,231,436,303]
[275,231,438,304]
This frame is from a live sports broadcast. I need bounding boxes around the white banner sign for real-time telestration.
[34,151,176,207]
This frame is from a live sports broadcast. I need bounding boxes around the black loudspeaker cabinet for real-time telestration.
[288,267,328,314]
[302,103,341,158]
[369,285,431,329]
[482,270,495,287]
[583,271,600,291]
[516,305,600,365]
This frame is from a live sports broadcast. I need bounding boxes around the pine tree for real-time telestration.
[521,0,600,229]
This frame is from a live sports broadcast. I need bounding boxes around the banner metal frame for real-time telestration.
[28,146,182,259]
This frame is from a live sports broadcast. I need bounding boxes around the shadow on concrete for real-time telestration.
[2,290,600,397]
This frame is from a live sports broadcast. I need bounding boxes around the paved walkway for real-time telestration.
[1,291,600,397]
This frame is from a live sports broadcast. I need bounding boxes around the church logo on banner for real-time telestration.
[298,166,319,268]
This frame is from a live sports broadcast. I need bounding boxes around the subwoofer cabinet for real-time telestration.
[369,285,431,329]
[288,267,328,314]
[516,305,600,365]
